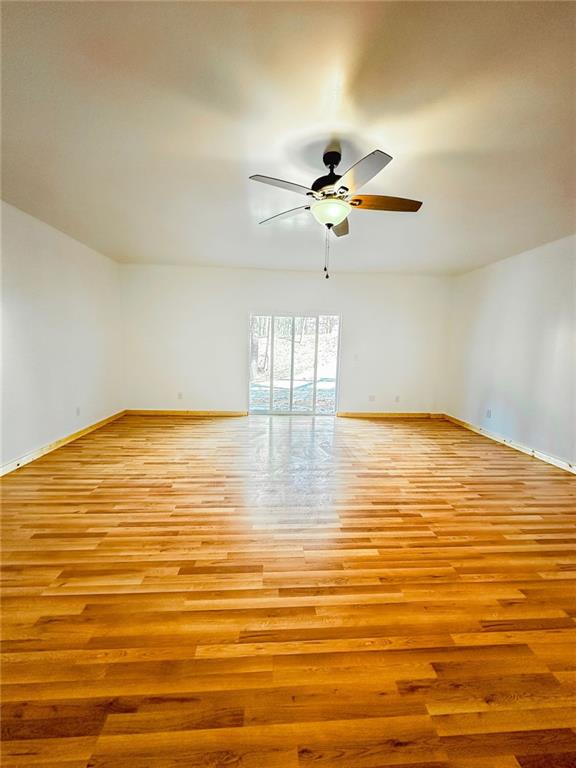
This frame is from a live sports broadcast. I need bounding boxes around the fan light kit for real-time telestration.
[250,147,423,278]
[310,198,351,227]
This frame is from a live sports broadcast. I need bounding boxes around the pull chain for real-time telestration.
[323,226,330,279]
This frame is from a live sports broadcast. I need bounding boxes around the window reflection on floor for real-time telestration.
[245,414,338,526]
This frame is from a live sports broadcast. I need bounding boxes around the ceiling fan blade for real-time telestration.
[352,194,422,212]
[258,205,310,225]
[336,150,392,193]
[332,218,349,237]
[250,175,314,196]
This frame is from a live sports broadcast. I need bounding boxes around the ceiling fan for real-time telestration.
[250,148,422,238]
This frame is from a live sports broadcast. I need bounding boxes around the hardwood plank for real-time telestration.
[1,413,575,766]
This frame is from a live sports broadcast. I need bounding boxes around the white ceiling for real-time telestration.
[2,2,575,274]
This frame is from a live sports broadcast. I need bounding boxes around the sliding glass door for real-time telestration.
[249,314,340,414]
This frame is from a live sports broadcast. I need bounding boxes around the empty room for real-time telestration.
[1,1,575,766]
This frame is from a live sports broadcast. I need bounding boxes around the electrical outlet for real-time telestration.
[486,408,492,418]
[177,392,183,400]
[395,395,400,403]
[76,406,80,417]
[368,395,376,403]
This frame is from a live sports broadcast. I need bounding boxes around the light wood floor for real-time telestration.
[1,414,575,768]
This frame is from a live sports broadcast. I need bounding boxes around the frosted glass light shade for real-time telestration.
[310,198,351,227]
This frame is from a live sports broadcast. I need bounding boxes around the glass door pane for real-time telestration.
[249,316,272,412]
[249,314,340,414]
[315,315,340,414]
[292,316,317,413]
[272,316,293,412]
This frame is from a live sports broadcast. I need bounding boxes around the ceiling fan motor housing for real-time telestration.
[311,171,342,193]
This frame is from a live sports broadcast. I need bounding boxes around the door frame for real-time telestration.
[248,313,342,416]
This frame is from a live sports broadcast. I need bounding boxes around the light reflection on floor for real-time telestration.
[243,416,341,528]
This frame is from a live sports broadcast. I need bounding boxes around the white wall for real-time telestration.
[1,202,123,468]
[445,235,576,466]
[121,266,450,414]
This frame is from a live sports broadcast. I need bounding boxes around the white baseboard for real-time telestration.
[444,414,575,475]
[0,411,127,477]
